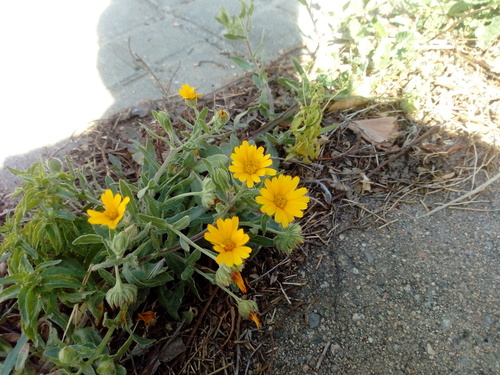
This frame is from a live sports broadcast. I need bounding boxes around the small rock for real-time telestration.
[363,250,375,264]
[426,343,436,356]
[308,313,320,328]
[352,313,364,322]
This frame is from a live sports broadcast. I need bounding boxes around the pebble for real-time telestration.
[308,313,320,328]
[352,313,364,322]
[426,343,436,356]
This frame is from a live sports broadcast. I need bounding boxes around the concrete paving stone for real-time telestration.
[126,16,209,64]
[97,0,161,43]
[96,42,143,88]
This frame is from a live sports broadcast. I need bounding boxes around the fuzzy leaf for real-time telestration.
[230,56,255,71]
[72,234,104,245]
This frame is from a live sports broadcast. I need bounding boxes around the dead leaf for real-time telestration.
[348,117,399,143]
[327,97,369,112]
[159,338,186,362]
[360,173,372,192]
[0,332,21,343]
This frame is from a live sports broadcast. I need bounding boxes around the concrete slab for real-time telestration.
[1,0,306,194]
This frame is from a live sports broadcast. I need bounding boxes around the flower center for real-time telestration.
[105,208,119,221]
[244,160,259,175]
[274,194,287,209]
[223,240,236,252]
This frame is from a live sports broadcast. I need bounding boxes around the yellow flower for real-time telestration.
[204,217,252,267]
[228,141,276,188]
[178,84,202,100]
[87,189,130,229]
[256,175,310,228]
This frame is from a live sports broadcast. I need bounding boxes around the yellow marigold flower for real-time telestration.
[87,189,130,229]
[228,141,276,188]
[178,84,202,100]
[256,175,310,228]
[204,217,252,267]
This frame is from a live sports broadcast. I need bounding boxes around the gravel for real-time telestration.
[270,181,500,375]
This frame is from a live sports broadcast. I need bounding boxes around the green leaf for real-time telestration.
[249,234,274,247]
[277,77,301,93]
[137,214,169,230]
[447,1,471,17]
[0,338,12,357]
[185,249,201,265]
[173,216,190,231]
[476,16,500,50]
[158,283,184,320]
[180,265,194,281]
[41,275,82,290]
[230,56,255,71]
[54,209,76,221]
[291,57,305,75]
[193,154,228,173]
[18,286,42,342]
[131,333,156,346]
[179,236,190,251]
[1,333,28,375]
[15,338,30,372]
[73,234,104,245]
[119,180,138,215]
[19,242,38,259]
[224,33,247,40]
[0,284,22,303]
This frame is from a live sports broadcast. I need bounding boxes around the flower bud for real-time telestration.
[97,359,117,375]
[214,109,230,130]
[215,263,245,291]
[273,223,304,255]
[238,299,261,328]
[106,274,137,309]
[47,157,63,173]
[110,232,130,257]
[58,346,79,365]
[215,263,232,287]
[213,168,230,193]
[201,177,217,208]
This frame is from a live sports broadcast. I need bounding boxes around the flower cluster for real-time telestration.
[203,140,310,269]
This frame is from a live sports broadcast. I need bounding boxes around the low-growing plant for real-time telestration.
[0,87,310,374]
[216,0,276,117]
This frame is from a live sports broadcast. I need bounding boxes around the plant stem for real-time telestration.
[75,323,117,375]
[167,224,217,261]
[194,267,241,302]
